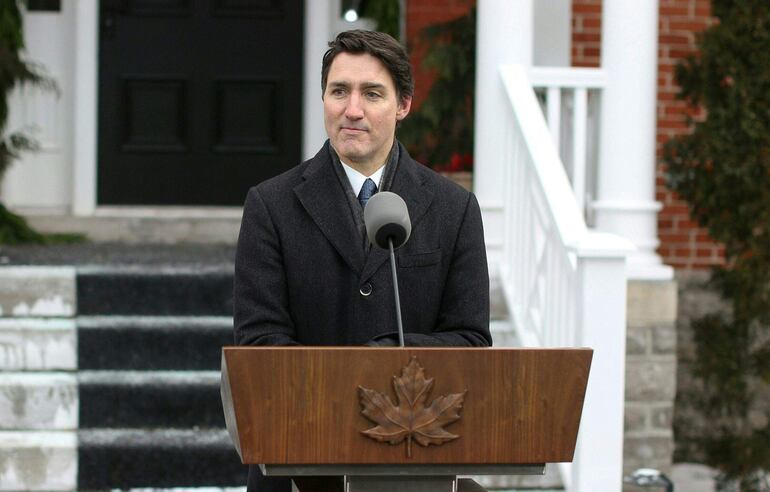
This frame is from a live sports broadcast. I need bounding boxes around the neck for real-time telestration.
[349,161,384,177]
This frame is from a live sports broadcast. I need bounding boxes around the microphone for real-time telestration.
[364,192,411,249]
[364,192,411,347]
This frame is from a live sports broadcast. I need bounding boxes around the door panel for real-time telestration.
[98,0,304,205]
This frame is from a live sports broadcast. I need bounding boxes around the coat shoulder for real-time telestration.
[258,163,305,193]
[246,155,315,205]
[406,158,474,206]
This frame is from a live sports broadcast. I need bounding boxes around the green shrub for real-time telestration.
[664,0,770,489]
[359,0,401,41]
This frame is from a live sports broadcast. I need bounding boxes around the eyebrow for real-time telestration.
[327,81,388,92]
[360,82,387,91]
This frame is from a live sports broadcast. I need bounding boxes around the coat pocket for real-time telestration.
[398,250,442,268]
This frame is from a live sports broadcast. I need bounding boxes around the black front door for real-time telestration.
[98,0,304,205]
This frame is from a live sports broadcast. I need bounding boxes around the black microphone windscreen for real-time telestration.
[363,191,412,250]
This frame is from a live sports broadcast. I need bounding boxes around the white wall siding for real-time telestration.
[2,3,75,211]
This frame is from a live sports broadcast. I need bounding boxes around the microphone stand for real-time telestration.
[388,237,405,347]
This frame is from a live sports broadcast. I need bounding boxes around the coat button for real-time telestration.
[359,283,373,296]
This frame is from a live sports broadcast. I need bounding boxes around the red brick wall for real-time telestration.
[571,0,722,269]
[571,0,602,67]
[405,0,475,109]
[656,0,722,269]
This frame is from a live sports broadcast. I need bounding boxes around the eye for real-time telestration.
[365,91,382,99]
[330,87,346,97]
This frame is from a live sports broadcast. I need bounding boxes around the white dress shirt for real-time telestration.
[339,161,385,197]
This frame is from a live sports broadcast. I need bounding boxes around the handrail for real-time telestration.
[497,63,633,491]
[500,65,588,250]
[528,66,607,88]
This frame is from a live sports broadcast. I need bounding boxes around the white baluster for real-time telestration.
[572,88,588,214]
[546,87,561,148]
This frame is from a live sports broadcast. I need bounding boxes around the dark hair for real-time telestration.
[321,30,414,104]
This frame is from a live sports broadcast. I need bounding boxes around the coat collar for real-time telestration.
[360,143,434,281]
[294,141,434,280]
[293,142,366,274]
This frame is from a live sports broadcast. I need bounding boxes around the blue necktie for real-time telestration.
[358,178,377,208]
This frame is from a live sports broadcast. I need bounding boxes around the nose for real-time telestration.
[344,93,364,120]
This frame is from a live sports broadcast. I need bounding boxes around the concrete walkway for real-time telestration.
[669,463,718,491]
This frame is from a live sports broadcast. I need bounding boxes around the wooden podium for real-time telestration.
[221,347,592,491]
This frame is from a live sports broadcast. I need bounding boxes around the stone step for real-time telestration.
[0,318,76,370]
[78,428,248,488]
[0,430,77,490]
[474,463,564,490]
[0,373,78,431]
[78,371,223,429]
[76,266,233,316]
[78,316,233,370]
[22,212,242,245]
[489,320,519,347]
[0,266,76,318]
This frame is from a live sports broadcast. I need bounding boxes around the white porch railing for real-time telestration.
[529,67,606,220]
[498,64,633,491]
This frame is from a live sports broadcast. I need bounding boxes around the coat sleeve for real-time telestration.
[368,192,492,347]
[233,187,300,346]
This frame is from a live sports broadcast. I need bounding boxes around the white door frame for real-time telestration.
[72,0,335,215]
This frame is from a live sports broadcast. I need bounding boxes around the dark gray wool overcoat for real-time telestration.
[233,140,491,492]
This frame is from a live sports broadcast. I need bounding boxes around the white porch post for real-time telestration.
[302,0,335,161]
[72,0,98,215]
[594,0,672,280]
[566,234,630,492]
[473,0,533,271]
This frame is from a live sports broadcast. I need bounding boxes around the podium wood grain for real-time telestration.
[221,347,592,465]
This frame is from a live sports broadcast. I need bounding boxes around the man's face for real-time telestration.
[323,52,411,174]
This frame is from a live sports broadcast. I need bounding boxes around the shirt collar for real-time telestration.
[339,160,386,197]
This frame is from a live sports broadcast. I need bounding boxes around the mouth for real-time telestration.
[341,127,367,134]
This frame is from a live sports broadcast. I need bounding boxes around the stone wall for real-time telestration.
[0,267,78,491]
[624,280,678,478]
[673,270,731,463]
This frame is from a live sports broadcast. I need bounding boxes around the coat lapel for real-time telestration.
[294,146,366,275]
[360,149,434,281]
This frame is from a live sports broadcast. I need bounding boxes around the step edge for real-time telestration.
[78,370,221,385]
[77,315,233,329]
[78,428,232,447]
[76,265,234,275]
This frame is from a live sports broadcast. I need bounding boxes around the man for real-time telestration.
[234,30,491,492]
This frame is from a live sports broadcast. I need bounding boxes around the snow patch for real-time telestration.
[12,297,73,317]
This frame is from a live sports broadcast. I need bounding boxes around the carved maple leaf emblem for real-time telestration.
[358,356,466,458]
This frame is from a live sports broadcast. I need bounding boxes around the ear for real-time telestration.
[396,96,412,121]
